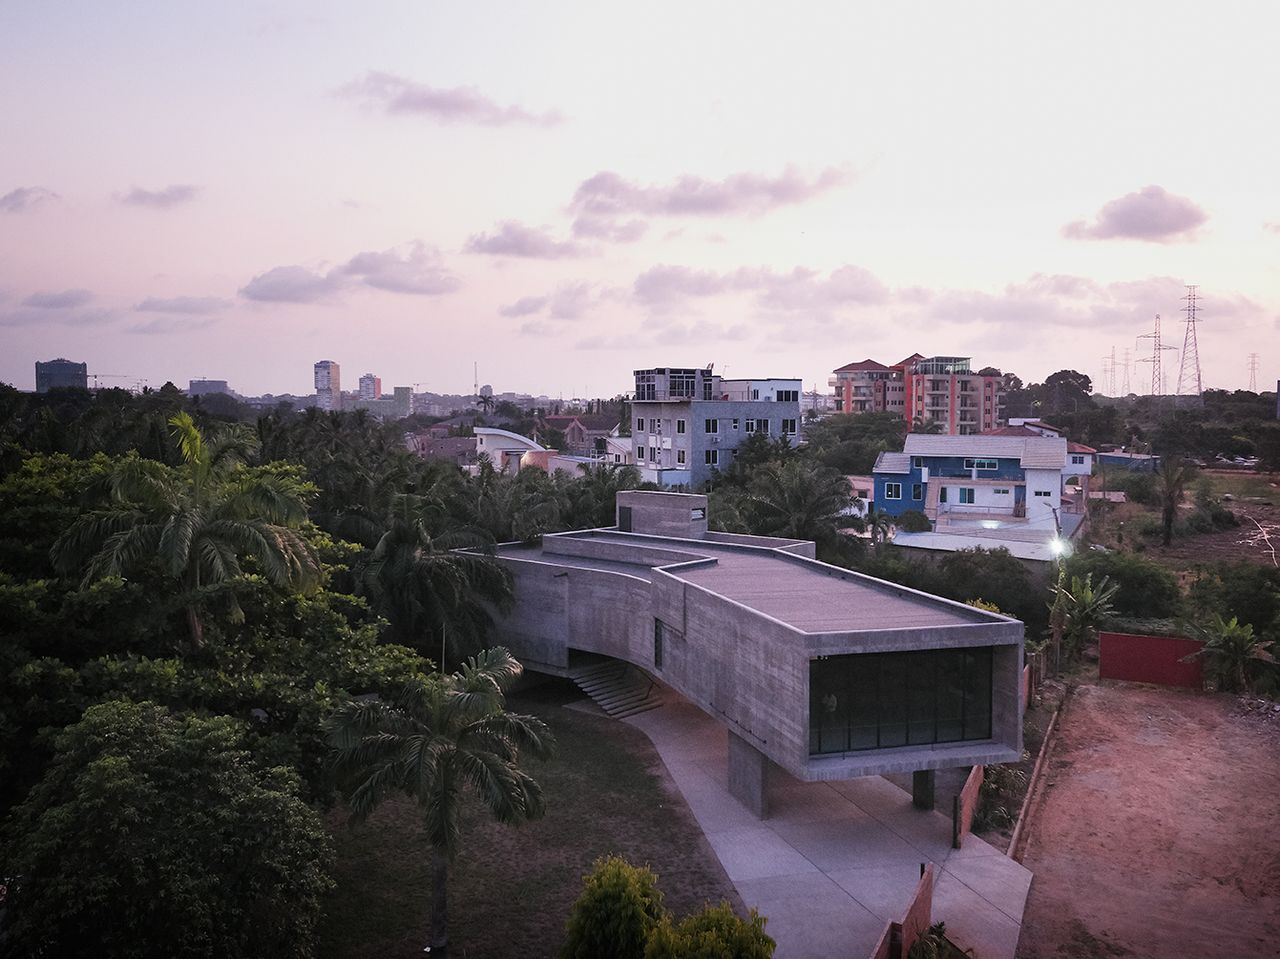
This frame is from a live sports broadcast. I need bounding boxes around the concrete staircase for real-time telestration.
[568,660,662,718]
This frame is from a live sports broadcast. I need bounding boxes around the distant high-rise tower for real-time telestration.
[358,372,382,401]
[1176,284,1203,398]
[35,358,88,392]
[314,360,341,411]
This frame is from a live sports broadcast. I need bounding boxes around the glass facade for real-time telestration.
[809,648,993,755]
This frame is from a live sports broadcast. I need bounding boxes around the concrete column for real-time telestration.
[912,769,935,811]
[728,731,771,819]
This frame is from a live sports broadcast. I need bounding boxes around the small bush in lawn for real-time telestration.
[644,901,774,959]
[562,856,666,959]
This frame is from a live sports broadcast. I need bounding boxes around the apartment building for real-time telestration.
[831,354,1006,435]
[632,367,802,488]
[358,373,382,401]
[35,358,88,392]
[313,360,341,412]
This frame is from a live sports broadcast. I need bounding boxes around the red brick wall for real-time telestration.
[866,864,936,959]
[953,765,984,849]
[898,864,936,957]
[1098,632,1204,689]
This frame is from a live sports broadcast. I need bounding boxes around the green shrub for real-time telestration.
[644,902,775,959]
[897,510,932,533]
[1066,551,1182,619]
[563,856,667,959]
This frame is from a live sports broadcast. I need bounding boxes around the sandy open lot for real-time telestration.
[1017,682,1280,958]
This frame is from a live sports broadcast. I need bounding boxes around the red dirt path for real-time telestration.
[1016,683,1280,958]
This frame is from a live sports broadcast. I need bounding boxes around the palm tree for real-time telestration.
[865,503,892,548]
[1182,615,1277,692]
[475,393,495,415]
[1157,457,1197,546]
[51,412,320,648]
[327,648,556,958]
[361,493,514,667]
[743,460,859,552]
[572,461,641,528]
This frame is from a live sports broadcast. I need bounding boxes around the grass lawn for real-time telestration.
[317,679,739,959]
[1202,470,1280,502]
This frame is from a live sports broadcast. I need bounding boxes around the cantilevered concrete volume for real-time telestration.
[486,491,1024,816]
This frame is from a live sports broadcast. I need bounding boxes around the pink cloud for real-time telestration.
[465,221,585,259]
[338,72,562,127]
[1062,185,1207,242]
[0,186,59,213]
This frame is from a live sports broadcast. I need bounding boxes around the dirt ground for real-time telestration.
[1016,682,1280,958]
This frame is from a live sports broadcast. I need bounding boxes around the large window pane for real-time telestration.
[808,647,996,756]
[877,655,908,748]
[907,653,936,745]
[935,649,965,742]
[963,648,993,740]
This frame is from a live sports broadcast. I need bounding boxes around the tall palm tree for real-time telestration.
[50,412,319,648]
[361,493,514,667]
[327,648,555,958]
[743,460,859,552]
[1157,456,1197,546]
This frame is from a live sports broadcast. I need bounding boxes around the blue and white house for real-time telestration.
[871,430,1094,561]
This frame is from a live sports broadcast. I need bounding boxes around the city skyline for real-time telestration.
[2,2,1278,396]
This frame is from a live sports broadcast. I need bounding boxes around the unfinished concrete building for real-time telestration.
[488,491,1024,816]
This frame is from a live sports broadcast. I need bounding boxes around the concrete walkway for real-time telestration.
[624,697,1032,959]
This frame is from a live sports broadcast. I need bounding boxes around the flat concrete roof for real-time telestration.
[495,530,1001,634]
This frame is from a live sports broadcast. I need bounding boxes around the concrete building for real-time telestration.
[488,490,1024,815]
[188,379,232,397]
[831,355,1006,435]
[35,358,88,392]
[632,367,802,488]
[314,360,341,412]
[358,373,382,401]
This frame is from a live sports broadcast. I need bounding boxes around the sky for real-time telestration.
[2,0,1278,398]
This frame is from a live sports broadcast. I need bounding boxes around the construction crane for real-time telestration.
[89,373,146,392]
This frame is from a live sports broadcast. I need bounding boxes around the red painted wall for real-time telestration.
[1098,632,1204,689]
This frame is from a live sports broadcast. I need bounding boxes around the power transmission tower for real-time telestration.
[1121,348,1132,395]
[1108,346,1117,395]
[1248,353,1260,392]
[1176,284,1203,397]
[1137,314,1177,396]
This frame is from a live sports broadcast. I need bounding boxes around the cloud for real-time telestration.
[340,244,461,294]
[241,243,461,303]
[500,295,549,318]
[136,295,232,314]
[573,166,846,218]
[23,288,93,309]
[465,221,585,259]
[127,316,218,335]
[571,214,648,242]
[632,263,887,314]
[240,265,343,303]
[338,71,561,126]
[0,186,59,213]
[118,184,201,209]
[1266,221,1280,234]
[1062,185,1207,242]
[0,307,113,328]
[568,166,846,240]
